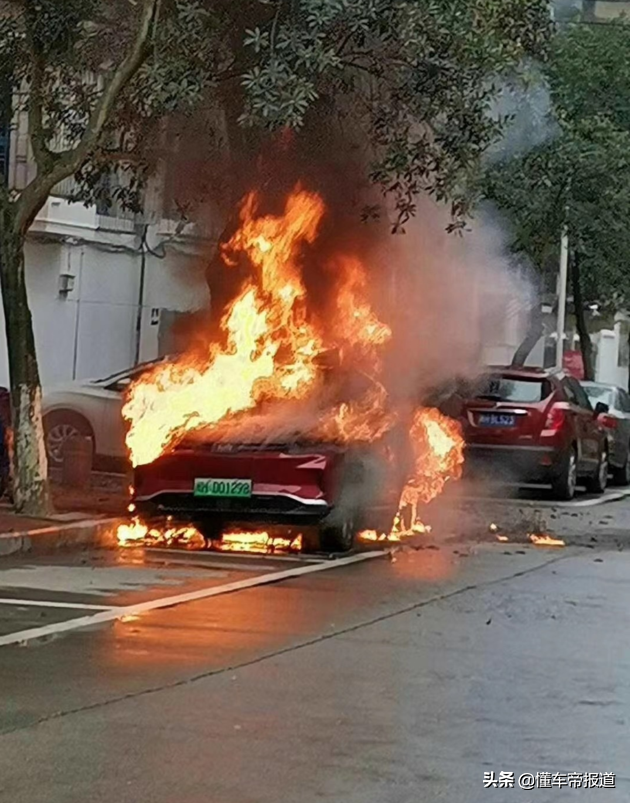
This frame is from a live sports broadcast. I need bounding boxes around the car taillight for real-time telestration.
[544,405,566,433]
[601,414,618,430]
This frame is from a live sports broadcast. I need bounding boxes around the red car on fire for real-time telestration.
[132,429,411,552]
[132,352,421,551]
[461,367,609,500]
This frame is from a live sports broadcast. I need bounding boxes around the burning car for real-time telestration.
[120,187,465,552]
[132,434,407,552]
[131,359,416,551]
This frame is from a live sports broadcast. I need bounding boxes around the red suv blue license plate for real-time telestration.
[478,413,516,428]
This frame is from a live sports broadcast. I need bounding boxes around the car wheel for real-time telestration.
[196,520,223,547]
[551,446,578,501]
[612,447,630,486]
[44,411,94,468]
[586,447,609,495]
[320,517,357,553]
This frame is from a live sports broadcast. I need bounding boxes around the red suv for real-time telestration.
[461,367,609,500]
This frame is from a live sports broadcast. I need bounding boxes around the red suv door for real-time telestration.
[561,376,601,473]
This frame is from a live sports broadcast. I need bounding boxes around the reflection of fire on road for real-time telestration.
[116,186,465,553]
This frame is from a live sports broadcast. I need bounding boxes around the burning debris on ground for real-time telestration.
[529,533,566,548]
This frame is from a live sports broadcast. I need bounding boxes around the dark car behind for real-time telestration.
[582,381,630,485]
[461,367,608,500]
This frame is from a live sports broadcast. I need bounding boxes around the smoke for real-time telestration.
[164,115,535,443]
[487,66,557,164]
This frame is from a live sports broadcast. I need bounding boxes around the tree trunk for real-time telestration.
[0,219,51,516]
[571,251,595,381]
[511,308,543,367]
[511,272,543,367]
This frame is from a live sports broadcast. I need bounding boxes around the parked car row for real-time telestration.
[455,368,630,500]
[35,361,630,503]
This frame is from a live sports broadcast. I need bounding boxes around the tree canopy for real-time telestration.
[485,19,630,313]
[237,0,552,227]
[0,0,554,228]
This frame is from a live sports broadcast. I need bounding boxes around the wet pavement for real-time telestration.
[0,496,629,802]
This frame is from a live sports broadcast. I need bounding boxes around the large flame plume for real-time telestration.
[120,186,465,550]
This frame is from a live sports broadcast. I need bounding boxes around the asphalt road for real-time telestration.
[1,495,630,802]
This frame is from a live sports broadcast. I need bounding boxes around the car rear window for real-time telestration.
[583,385,615,409]
[474,376,553,404]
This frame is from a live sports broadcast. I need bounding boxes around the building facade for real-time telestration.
[0,99,219,390]
[583,0,630,20]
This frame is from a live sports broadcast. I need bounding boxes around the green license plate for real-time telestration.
[193,478,253,498]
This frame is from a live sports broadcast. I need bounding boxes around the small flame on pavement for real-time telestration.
[359,519,432,544]
[489,523,509,542]
[529,533,566,548]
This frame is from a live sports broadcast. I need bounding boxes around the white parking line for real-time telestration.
[0,598,115,612]
[570,489,630,508]
[457,488,630,509]
[0,550,385,648]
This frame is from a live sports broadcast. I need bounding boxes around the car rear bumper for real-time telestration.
[135,491,332,527]
[464,444,564,483]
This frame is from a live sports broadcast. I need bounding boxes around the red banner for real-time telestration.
[563,351,585,380]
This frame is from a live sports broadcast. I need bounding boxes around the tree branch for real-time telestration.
[66,0,161,168]
[24,0,53,171]
[14,0,161,236]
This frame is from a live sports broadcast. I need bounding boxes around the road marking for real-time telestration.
[0,516,121,539]
[0,550,386,647]
[143,547,323,571]
[141,554,279,573]
[457,488,630,509]
[569,489,630,507]
[0,597,116,612]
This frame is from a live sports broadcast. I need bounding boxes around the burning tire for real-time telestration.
[195,520,223,546]
[319,517,357,552]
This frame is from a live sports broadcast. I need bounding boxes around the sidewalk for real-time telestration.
[52,470,129,517]
[0,471,128,556]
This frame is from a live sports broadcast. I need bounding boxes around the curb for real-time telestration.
[0,517,123,557]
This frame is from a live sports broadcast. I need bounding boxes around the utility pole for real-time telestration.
[556,228,569,369]
[134,225,149,366]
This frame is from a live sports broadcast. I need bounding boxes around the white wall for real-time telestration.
[594,326,629,390]
[0,230,209,390]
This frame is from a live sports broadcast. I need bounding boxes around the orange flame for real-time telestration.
[117,518,201,547]
[124,189,326,467]
[529,534,565,548]
[116,519,302,555]
[219,531,303,554]
[359,408,464,542]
